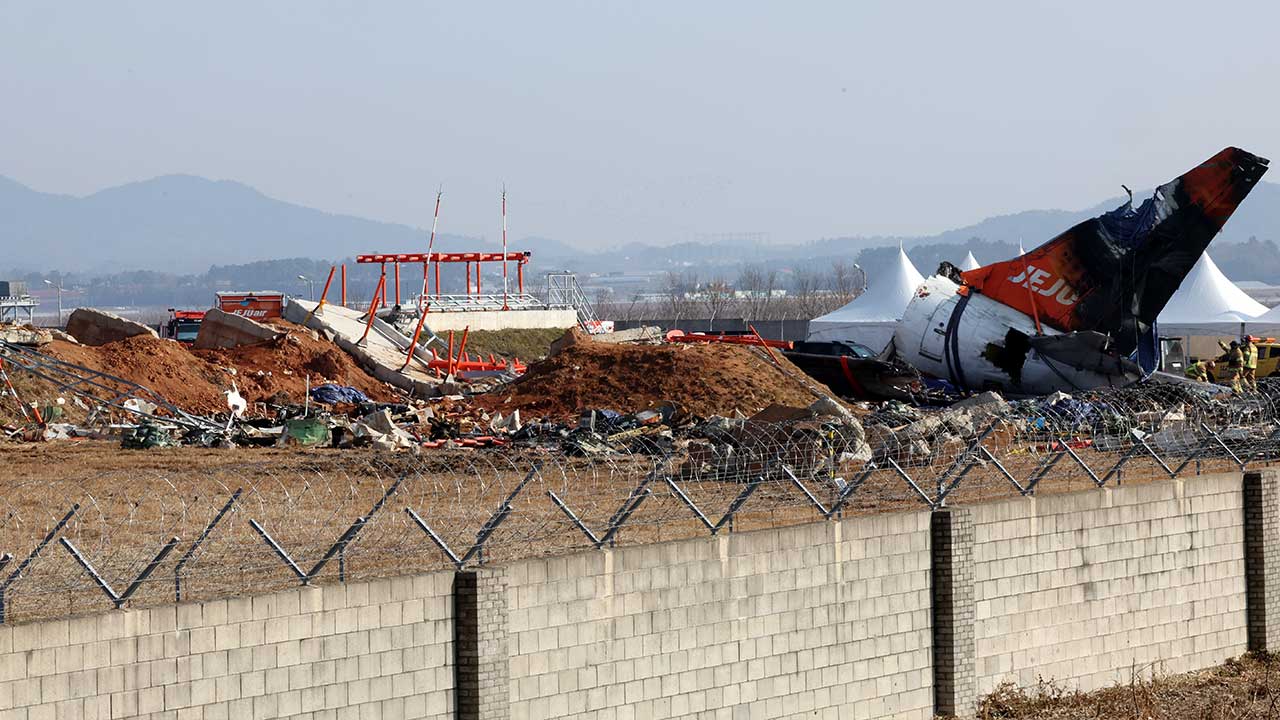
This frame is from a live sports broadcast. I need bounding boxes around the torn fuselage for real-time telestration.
[894,275,1144,396]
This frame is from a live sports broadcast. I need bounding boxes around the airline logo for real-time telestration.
[1006,266,1079,306]
[231,308,272,319]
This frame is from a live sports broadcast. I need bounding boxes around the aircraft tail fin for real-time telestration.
[960,147,1269,353]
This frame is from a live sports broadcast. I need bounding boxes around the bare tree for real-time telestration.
[661,270,698,321]
[831,260,865,304]
[789,269,826,320]
[737,264,780,320]
[699,277,736,329]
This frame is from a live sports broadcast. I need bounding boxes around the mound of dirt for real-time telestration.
[475,329,841,420]
[39,321,398,414]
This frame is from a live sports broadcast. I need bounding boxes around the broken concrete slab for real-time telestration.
[193,308,285,350]
[0,325,53,346]
[592,326,664,344]
[285,299,439,397]
[65,308,159,346]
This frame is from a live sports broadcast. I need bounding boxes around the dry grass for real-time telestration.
[978,654,1280,719]
[454,327,567,362]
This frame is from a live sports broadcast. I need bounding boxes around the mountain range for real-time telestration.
[2,173,1278,277]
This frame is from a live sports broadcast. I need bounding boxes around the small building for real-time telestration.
[0,280,37,325]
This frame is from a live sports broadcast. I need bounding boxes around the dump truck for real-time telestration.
[159,309,205,344]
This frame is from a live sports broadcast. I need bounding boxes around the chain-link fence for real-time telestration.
[3,379,1280,625]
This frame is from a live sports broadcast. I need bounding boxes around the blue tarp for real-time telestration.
[309,384,371,405]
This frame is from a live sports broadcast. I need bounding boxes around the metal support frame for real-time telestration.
[1100,431,1173,485]
[662,475,762,535]
[406,464,542,569]
[60,536,180,609]
[547,491,602,546]
[404,509,462,567]
[1172,422,1246,477]
[1017,439,1101,495]
[887,458,936,508]
[0,504,78,625]
[550,464,688,549]
[174,489,243,601]
[0,341,219,431]
[250,475,407,585]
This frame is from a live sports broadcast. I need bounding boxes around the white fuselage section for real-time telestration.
[894,275,1139,396]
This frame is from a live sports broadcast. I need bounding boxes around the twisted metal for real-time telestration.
[2,380,1279,625]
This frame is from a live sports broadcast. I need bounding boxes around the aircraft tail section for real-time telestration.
[960,147,1269,353]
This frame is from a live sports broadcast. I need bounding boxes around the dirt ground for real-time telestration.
[25,320,399,416]
[475,328,842,420]
[0,436,1256,625]
[979,653,1280,719]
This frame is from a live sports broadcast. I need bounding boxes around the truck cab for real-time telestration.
[160,309,205,344]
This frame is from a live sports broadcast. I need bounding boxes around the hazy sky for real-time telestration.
[2,1,1277,248]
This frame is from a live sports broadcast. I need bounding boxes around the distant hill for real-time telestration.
[0,174,582,274]
[3,172,1277,278]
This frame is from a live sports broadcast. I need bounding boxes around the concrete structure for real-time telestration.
[970,473,1247,695]
[192,308,284,350]
[0,326,52,346]
[419,309,577,333]
[0,572,455,720]
[285,300,440,397]
[499,515,935,720]
[8,470,1280,719]
[64,307,158,346]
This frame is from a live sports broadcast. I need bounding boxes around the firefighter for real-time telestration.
[1242,335,1260,391]
[1185,359,1216,383]
[1218,339,1244,392]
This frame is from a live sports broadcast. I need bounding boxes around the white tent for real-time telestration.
[959,251,981,271]
[1158,252,1275,336]
[807,247,925,351]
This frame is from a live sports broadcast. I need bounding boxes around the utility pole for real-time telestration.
[41,279,63,327]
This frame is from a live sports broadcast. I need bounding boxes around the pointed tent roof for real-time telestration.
[812,248,925,324]
[1158,252,1267,325]
[959,251,981,271]
[1252,299,1280,322]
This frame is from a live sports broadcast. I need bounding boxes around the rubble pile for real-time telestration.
[41,322,397,414]
[476,329,841,420]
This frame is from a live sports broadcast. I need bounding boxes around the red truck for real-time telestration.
[159,310,206,344]
[215,291,286,320]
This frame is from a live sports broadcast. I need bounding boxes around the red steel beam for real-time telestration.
[356,252,530,264]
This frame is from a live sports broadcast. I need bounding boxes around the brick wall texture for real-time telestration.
[0,571,455,720]
[503,514,935,720]
[931,508,976,717]
[971,473,1248,695]
[1244,469,1280,652]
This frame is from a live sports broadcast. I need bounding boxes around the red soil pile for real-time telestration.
[41,321,397,414]
[475,330,839,420]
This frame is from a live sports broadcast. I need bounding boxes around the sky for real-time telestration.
[2,1,1277,249]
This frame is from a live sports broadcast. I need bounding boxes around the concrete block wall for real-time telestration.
[970,473,1248,695]
[0,572,455,720]
[503,514,935,720]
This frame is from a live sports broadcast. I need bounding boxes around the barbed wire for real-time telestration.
[2,380,1278,625]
